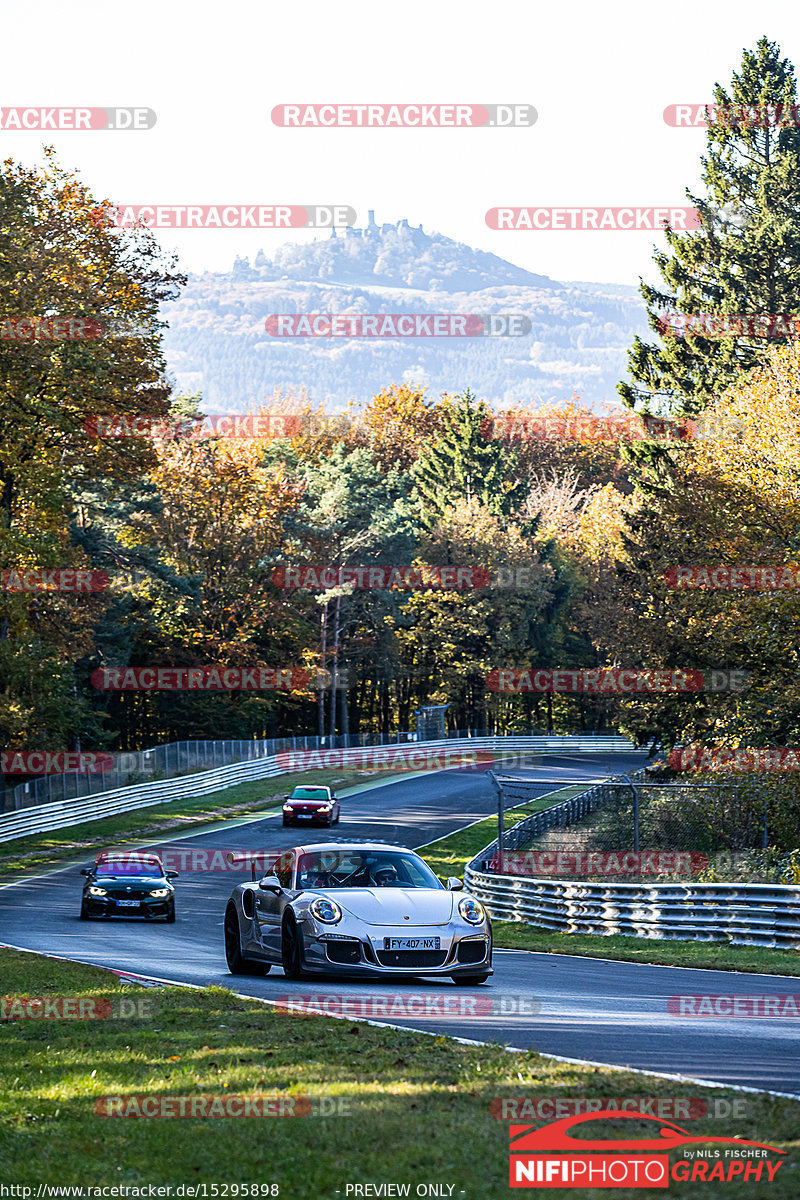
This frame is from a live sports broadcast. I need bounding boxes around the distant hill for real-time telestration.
[247,213,559,292]
[160,216,650,411]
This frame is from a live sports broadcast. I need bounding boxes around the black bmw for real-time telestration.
[80,850,178,921]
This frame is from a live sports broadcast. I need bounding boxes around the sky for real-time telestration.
[2,1,799,287]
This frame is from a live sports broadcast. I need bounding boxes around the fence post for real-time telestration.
[618,773,639,853]
[487,770,503,873]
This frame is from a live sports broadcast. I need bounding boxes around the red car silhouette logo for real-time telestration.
[510,1111,786,1155]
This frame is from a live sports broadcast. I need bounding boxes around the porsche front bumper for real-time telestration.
[297,922,492,977]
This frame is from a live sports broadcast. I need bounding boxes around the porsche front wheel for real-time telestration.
[281,913,305,980]
[224,904,269,975]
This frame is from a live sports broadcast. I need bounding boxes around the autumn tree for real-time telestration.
[587,343,800,747]
[358,382,444,471]
[0,151,183,757]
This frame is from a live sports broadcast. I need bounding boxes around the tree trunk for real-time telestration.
[329,593,341,741]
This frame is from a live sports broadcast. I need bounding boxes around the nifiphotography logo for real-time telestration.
[508,1111,786,1188]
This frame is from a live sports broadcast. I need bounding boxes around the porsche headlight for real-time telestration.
[309,897,342,924]
[458,896,485,925]
[149,888,170,898]
[88,886,108,897]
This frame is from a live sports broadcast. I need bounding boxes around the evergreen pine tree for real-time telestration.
[619,37,800,444]
[410,388,524,527]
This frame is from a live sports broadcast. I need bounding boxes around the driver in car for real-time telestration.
[370,861,400,887]
[305,850,341,888]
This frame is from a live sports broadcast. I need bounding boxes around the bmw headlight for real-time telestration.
[88,886,108,897]
[149,888,170,898]
[318,805,331,812]
[309,897,342,924]
[282,803,293,811]
[458,896,485,925]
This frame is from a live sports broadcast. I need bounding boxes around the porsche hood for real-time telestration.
[334,888,455,926]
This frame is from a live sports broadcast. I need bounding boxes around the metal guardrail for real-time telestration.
[482,778,615,859]
[0,735,636,844]
[7,731,423,811]
[464,781,800,950]
[5,729,632,811]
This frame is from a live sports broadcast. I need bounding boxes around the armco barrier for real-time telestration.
[464,786,800,950]
[0,735,636,844]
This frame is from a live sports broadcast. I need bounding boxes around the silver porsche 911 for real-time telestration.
[223,841,492,984]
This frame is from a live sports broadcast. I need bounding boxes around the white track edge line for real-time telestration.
[2,942,797,1101]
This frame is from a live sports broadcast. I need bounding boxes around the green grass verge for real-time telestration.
[0,769,386,881]
[0,949,796,1197]
[416,788,800,977]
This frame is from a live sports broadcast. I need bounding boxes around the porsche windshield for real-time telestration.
[296,850,443,890]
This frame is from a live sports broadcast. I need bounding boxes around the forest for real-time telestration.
[3,38,800,769]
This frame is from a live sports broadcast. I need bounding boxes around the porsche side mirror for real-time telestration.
[166,871,179,879]
[446,877,464,890]
[259,874,283,894]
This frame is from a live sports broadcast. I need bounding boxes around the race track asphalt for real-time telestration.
[2,753,798,1096]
